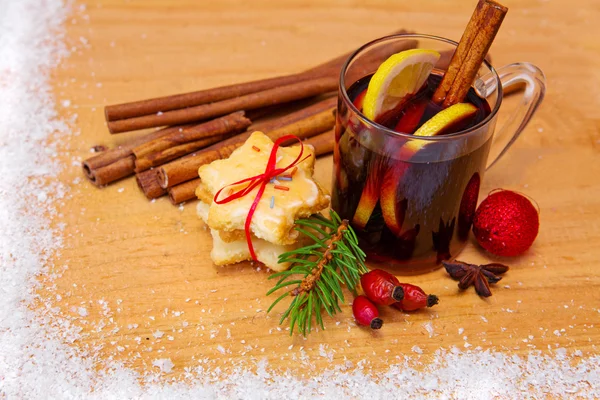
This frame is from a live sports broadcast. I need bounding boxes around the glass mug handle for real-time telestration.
[475,62,546,169]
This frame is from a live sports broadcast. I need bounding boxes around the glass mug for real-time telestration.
[332,34,545,274]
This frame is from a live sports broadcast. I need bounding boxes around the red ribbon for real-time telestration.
[213,135,310,261]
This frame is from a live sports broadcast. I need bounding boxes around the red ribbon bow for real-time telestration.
[213,134,309,261]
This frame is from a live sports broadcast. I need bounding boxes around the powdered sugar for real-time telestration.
[423,321,436,338]
[153,358,175,374]
[1,1,599,398]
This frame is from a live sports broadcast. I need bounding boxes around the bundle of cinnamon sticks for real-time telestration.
[83,29,418,205]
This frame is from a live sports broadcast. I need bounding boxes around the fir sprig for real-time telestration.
[266,210,367,336]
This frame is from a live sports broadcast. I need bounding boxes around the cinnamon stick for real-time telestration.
[249,96,336,133]
[305,129,334,156]
[107,77,338,134]
[265,108,335,144]
[132,111,251,159]
[157,144,237,189]
[156,107,336,189]
[136,169,167,199]
[106,74,319,122]
[433,0,507,107]
[168,179,201,205]
[167,128,336,205]
[88,155,136,186]
[134,134,234,173]
[82,124,192,179]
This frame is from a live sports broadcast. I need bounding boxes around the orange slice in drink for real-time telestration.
[362,49,440,121]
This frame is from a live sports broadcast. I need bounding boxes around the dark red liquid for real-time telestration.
[332,73,492,274]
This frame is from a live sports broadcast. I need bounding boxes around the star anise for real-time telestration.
[442,260,509,297]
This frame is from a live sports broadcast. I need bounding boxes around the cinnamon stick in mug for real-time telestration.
[433,0,507,107]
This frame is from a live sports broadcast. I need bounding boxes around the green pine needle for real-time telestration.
[266,210,367,336]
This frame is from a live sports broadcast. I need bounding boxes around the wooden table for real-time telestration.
[46,0,600,379]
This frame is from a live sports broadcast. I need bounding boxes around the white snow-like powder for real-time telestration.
[1,1,599,399]
[423,322,435,338]
[153,330,164,339]
[153,358,175,374]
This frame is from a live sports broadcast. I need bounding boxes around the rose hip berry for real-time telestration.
[392,283,439,312]
[352,295,383,330]
[360,269,404,306]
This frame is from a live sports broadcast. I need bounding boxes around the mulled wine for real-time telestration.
[332,73,492,274]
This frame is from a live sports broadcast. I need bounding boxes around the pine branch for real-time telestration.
[267,210,367,336]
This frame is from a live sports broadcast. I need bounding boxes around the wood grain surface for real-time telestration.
[43,0,600,379]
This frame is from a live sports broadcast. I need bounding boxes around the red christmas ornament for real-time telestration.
[472,190,539,257]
